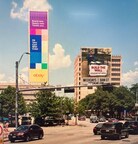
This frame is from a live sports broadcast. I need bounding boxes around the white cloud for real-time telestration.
[21,67,28,72]
[0,73,5,80]
[10,0,52,21]
[49,43,72,70]
[122,70,138,87]
[18,73,29,84]
[134,61,138,66]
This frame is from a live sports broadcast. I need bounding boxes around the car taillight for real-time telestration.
[131,125,137,128]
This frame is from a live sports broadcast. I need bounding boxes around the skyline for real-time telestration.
[0,0,138,87]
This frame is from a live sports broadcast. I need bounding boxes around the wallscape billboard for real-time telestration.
[81,48,112,85]
[29,11,48,83]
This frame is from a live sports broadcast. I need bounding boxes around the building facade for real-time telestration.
[0,83,39,104]
[74,48,122,102]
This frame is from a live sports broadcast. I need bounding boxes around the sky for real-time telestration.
[0,0,138,88]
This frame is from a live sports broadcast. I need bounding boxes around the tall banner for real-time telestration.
[29,11,48,83]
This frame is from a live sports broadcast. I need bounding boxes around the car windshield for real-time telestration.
[96,123,103,128]
[103,123,115,128]
[16,125,29,131]
[22,117,31,120]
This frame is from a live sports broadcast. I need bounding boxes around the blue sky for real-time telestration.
[0,0,138,87]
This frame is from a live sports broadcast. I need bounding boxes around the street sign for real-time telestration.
[0,123,3,144]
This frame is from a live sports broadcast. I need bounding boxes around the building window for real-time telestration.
[88,86,93,89]
[79,96,81,99]
[112,64,121,67]
[112,68,120,71]
[111,82,120,85]
[112,59,121,62]
[111,78,120,81]
[111,73,120,76]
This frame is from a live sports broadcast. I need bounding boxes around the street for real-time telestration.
[6,119,138,144]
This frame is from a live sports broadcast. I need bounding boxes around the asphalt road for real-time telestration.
[7,119,138,144]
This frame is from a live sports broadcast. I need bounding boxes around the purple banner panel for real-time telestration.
[30,11,47,29]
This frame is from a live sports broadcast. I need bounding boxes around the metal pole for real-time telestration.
[15,52,30,129]
[15,61,18,129]
[136,89,138,121]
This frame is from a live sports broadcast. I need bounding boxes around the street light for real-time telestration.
[15,52,30,128]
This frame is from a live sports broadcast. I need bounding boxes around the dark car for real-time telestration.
[21,116,32,125]
[123,121,138,134]
[101,122,129,140]
[93,123,104,135]
[8,124,44,143]
[78,115,86,121]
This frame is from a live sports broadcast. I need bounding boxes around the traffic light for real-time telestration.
[64,87,74,93]
[102,84,113,92]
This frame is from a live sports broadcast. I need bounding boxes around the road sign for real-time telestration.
[0,123,3,144]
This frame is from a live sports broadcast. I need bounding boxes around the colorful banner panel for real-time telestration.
[81,48,112,85]
[29,11,48,83]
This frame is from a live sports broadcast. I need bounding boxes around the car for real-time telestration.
[78,115,86,121]
[99,116,106,122]
[123,121,138,134]
[45,116,65,126]
[93,123,104,135]
[8,124,44,143]
[108,118,118,122]
[21,116,32,125]
[100,122,129,140]
[90,115,99,123]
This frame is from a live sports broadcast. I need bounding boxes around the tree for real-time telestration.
[79,87,116,117]
[0,86,27,117]
[61,97,74,115]
[113,86,135,118]
[130,83,138,102]
[28,90,74,118]
[130,83,138,95]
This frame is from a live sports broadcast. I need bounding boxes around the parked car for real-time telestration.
[108,118,118,122]
[90,115,99,123]
[78,115,86,121]
[8,124,44,143]
[93,123,104,135]
[21,116,32,125]
[101,122,129,140]
[99,116,106,122]
[45,116,65,126]
[123,121,138,134]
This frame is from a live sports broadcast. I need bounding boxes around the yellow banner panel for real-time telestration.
[29,69,48,83]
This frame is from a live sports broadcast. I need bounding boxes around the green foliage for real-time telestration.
[130,83,138,95]
[79,85,135,118]
[0,86,27,117]
[113,86,135,111]
[28,90,74,118]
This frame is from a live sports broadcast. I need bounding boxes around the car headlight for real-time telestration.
[9,133,13,136]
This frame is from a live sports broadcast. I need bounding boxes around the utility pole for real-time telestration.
[135,88,138,121]
[15,52,30,129]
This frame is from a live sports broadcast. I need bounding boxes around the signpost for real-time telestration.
[0,123,3,144]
